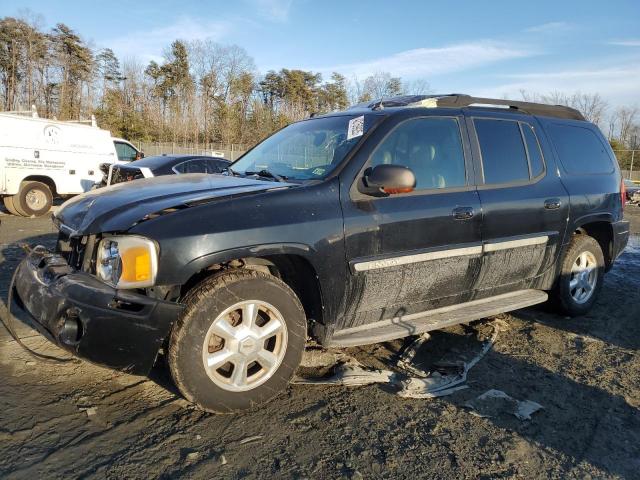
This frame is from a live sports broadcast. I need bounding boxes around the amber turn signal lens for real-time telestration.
[383,187,414,194]
[96,235,158,289]
[120,246,153,283]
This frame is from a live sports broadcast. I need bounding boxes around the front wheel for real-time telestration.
[168,269,306,413]
[553,234,605,316]
[15,181,53,217]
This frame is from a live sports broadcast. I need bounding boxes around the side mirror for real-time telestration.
[361,164,416,196]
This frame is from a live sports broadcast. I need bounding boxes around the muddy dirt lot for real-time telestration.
[1,207,639,479]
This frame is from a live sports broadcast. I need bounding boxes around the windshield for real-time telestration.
[231,114,375,180]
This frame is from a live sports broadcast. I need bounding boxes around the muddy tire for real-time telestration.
[2,195,22,216]
[15,181,53,217]
[553,234,605,316]
[168,269,306,413]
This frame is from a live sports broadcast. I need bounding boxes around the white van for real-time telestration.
[0,110,141,217]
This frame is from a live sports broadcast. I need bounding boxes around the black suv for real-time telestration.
[13,94,629,413]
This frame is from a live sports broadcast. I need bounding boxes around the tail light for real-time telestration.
[621,179,626,211]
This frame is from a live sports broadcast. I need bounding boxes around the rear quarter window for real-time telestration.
[547,123,613,175]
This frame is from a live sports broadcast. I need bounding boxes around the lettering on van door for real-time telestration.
[4,158,65,170]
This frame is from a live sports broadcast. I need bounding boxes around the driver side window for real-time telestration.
[370,117,467,190]
[114,142,137,161]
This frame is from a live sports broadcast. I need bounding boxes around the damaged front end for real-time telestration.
[11,174,301,374]
[13,241,183,375]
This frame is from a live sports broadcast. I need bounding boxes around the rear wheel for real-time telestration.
[2,196,21,216]
[169,269,306,413]
[15,181,53,217]
[553,234,605,316]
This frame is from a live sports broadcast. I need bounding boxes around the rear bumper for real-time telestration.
[13,248,184,375]
[611,219,630,263]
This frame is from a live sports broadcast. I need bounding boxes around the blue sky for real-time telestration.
[4,0,640,106]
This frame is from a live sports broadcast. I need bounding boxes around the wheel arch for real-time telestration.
[572,217,614,270]
[180,244,325,330]
[21,175,58,196]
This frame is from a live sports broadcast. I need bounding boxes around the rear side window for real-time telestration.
[547,124,613,174]
[522,124,545,178]
[475,119,529,184]
[175,159,208,173]
[205,159,228,173]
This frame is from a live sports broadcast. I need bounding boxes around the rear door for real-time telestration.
[340,114,483,330]
[467,113,569,295]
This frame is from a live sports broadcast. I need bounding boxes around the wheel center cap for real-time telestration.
[239,336,258,355]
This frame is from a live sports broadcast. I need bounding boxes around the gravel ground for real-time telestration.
[1,205,639,479]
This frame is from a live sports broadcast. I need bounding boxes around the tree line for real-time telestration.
[1,14,638,153]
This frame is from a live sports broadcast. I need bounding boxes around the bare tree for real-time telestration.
[614,106,639,147]
[518,89,542,102]
[357,72,403,102]
[402,78,432,95]
[569,92,608,125]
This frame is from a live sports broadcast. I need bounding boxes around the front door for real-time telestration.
[467,113,570,295]
[339,115,483,331]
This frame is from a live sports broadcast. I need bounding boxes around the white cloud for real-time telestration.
[101,16,233,63]
[525,22,570,33]
[309,41,534,79]
[608,39,640,47]
[476,65,640,107]
[247,0,293,22]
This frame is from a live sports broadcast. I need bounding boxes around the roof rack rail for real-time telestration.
[435,94,585,121]
[352,94,585,121]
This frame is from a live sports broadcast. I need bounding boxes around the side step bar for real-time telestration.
[327,289,548,348]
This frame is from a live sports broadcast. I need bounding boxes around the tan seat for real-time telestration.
[407,143,445,189]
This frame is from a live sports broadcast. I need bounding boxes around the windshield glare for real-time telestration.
[231,114,373,180]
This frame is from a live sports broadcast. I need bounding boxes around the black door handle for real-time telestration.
[452,206,474,220]
[544,198,561,210]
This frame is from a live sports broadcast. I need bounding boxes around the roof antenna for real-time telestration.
[371,99,385,111]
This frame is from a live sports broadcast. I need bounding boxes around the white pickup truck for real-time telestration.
[0,109,142,217]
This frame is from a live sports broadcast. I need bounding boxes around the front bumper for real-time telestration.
[612,219,630,263]
[13,248,184,375]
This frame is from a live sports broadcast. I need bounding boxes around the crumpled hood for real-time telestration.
[54,173,294,235]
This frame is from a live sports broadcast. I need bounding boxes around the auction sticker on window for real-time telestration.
[347,115,365,140]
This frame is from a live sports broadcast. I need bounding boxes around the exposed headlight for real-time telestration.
[96,235,158,288]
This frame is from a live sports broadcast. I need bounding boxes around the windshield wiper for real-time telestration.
[244,169,287,182]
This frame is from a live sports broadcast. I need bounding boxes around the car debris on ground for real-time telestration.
[294,319,509,400]
[465,389,544,420]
